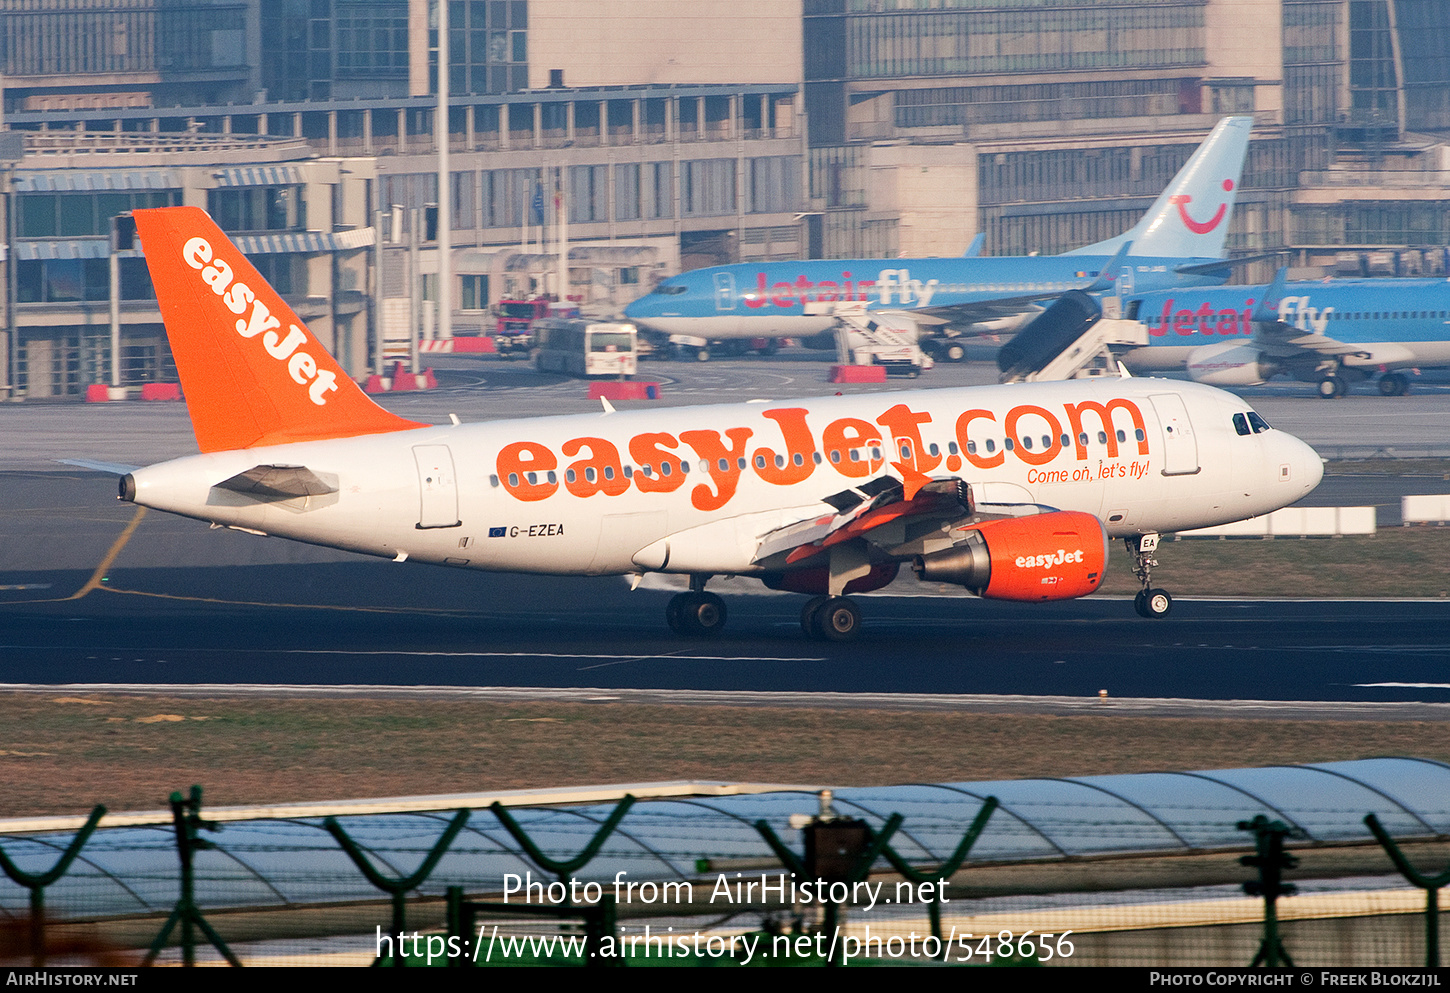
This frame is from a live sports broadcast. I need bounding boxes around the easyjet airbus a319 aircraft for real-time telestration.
[111,207,1322,640]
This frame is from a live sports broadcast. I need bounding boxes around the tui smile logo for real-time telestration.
[1170,180,1234,234]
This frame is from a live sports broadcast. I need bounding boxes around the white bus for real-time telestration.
[533,320,638,378]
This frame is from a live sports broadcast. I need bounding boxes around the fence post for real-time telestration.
[878,796,999,943]
[325,808,470,967]
[1365,813,1450,967]
[755,808,903,966]
[143,787,240,967]
[1238,814,1298,968]
[0,805,106,966]
[487,795,636,887]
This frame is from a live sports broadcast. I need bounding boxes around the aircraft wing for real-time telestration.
[1252,324,1372,361]
[911,242,1133,332]
[752,473,1053,570]
[1246,267,1371,361]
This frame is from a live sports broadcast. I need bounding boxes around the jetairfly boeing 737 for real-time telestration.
[98,206,1321,640]
[624,117,1254,359]
[1118,269,1450,397]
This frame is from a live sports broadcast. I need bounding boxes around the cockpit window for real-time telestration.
[1233,413,1251,436]
[652,284,689,295]
[1246,411,1271,434]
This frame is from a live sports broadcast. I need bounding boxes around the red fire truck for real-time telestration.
[493,299,579,356]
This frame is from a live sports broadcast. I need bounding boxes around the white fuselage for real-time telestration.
[126,379,1322,578]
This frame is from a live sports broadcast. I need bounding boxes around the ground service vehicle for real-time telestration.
[533,319,638,378]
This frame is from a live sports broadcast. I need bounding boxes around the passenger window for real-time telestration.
[1135,429,1145,442]
[985,440,995,454]
[830,450,842,464]
[1116,430,1126,443]
[718,458,729,471]
[508,473,518,487]
[603,466,614,480]
[967,441,977,454]
[527,472,537,485]
[948,442,959,455]
[1021,436,1033,450]
[1043,435,1052,449]
[585,467,597,483]
[1097,431,1107,444]
[1078,433,1088,446]
[1004,438,1015,451]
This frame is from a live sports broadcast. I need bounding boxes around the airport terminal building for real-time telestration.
[2,0,1449,396]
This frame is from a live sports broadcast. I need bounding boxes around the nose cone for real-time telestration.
[1283,431,1323,497]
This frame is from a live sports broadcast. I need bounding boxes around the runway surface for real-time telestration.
[3,357,1449,708]
[2,550,1448,702]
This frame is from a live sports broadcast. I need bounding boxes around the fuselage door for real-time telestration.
[414,445,462,528]
[713,272,736,311]
[1149,393,1200,476]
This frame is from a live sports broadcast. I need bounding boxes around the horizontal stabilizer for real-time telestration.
[57,458,141,475]
[214,464,338,500]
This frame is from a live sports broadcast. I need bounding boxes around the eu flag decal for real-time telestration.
[488,526,507,538]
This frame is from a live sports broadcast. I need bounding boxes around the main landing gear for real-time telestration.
[799,595,862,642]
[1317,373,1347,398]
[1128,533,1172,619]
[1378,372,1411,396]
[666,575,728,636]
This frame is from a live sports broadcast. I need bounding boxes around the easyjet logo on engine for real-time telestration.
[1015,549,1085,569]
[182,237,339,406]
[494,398,1152,510]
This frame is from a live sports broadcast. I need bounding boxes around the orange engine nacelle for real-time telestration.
[911,511,1108,602]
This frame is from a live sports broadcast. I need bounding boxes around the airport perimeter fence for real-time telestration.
[2,773,1450,968]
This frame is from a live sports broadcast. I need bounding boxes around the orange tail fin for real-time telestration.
[133,206,425,453]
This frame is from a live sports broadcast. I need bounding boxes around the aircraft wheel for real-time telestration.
[694,348,711,362]
[1379,373,1410,396]
[1317,375,1346,399]
[800,596,829,636]
[666,593,692,634]
[1142,589,1172,618]
[945,343,966,363]
[1133,590,1149,618]
[815,597,862,642]
[691,592,727,635]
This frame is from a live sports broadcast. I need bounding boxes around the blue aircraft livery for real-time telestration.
[624,117,1253,351]
[1117,274,1450,397]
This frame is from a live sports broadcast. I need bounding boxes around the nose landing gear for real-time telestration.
[1128,533,1172,618]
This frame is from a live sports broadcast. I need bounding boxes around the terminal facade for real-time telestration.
[1,0,1447,397]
